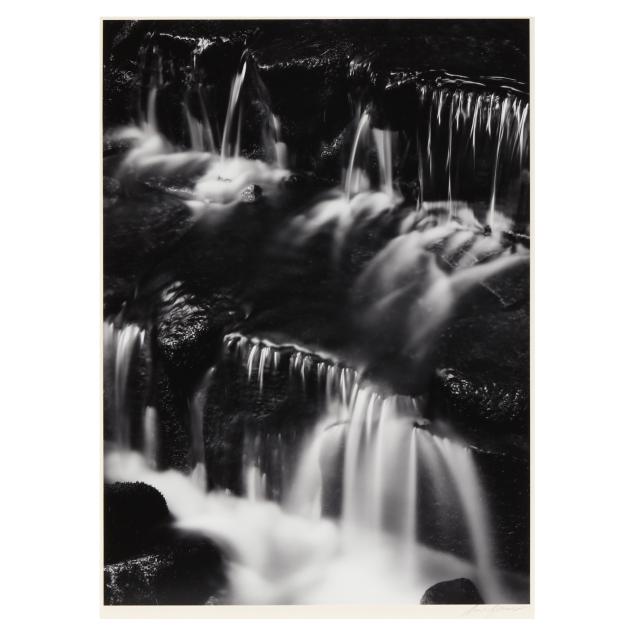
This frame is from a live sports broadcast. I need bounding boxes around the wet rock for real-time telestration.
[104,482,172,565]
[476,451,530,574]
[153,531,227,605]
[103,176,121,207]
[104,532,227,605]
[103,481,227,604]
[479,258,529,310]
[155,364,191,472]
[434,367,528,431]
[103,186,194,287]
[240,184,263,203]
[156,282,244,377]
[104,554,166,604]
[434,305,529,389]
[420,578,484,604]
[200,357,323,494]
[152,284,245,473]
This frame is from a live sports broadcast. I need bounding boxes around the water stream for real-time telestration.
[104,47,529,605]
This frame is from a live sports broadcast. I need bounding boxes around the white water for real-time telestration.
[217,331,510,602]
[220,60,248,161]
[351,206,527,363]
[105,450,497,604]
[416,87,528,225]
[184,86,216,152]
[344,111,370,199]
[109,54,289,211]
[488,96,511,228]
[104,321,145,449]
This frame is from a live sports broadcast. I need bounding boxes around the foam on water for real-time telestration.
[105,450,501,604]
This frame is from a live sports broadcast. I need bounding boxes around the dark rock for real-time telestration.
[156,281,244,377]
[154,362,191,473]
[104,482,172,565]
[104,532,227,605]
[153,530,227,605]
[434,305,529,389]
[103,482,227,604]
[104,554,166,605]
[479,259,529,310]
[103,186,194,290]
[434,367,528,431]
[476,451,530,574]
[103,274,135,317]
[103,176,121,207]
[420,578,484,604]
[201,356,323,494]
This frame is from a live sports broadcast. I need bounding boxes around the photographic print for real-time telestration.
[102,18,530,609]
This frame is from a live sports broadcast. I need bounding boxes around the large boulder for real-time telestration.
[104,482,172,565]
[104,533,226,605]
[103,482,227,604]
[156,282,244,378]
[152,531,226,605]
[420,578,484,605]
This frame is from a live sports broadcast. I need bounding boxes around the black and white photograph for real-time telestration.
[9,2,635,630]
[102,18,530,609]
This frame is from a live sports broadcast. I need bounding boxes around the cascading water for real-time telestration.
[210,332,510,601]
[103,321,145,450]
[188,368,214,491]
[220,58,247,161]
[416,86,528,228]
[104,33,529,606]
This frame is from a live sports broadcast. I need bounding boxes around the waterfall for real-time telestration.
[189,368,215,491]
[345,111,370,199]
[434,437,503,601]
[284,420,326,518]
[142,406,158,469]
[372,128,397,198]
[416,87,528,225]
[220,59,248,161]
[104,321,145,450]
[488,95,511,228]
[104,376,508,602]
[217,330,505,601]
[184,85,216,153]
[224,333,365,412]
[104,45,529,605]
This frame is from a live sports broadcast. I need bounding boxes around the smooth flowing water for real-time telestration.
[104,48,529,604]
